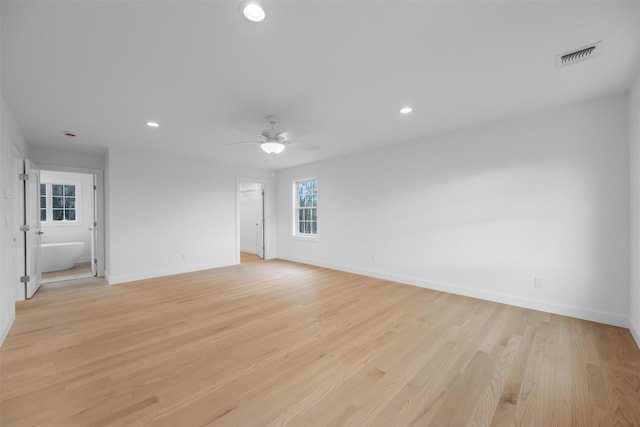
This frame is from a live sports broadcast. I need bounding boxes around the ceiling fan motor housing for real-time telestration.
[261,114,285,140]
[261,128,283,140]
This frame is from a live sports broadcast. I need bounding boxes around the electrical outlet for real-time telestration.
[181,253,187,261]
[371,255,376,263]
[534,277,543,288]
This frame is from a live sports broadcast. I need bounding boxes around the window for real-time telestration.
[294,179,317,236]
[40,184,47,221]
[40,183,78,222]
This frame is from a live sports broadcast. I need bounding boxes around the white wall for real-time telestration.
[239,182,263,254]
[276,93,630,327]
[106,147,273,284]
[0,97,28,345]
[630,72,640,347]
[28,145,106,170]
[40,170,93,262]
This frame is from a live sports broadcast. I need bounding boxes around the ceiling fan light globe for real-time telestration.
[261,141,285,154]
[242,2,265,22]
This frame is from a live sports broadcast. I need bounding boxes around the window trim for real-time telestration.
[292,177,318,240]
[40,180,82,226]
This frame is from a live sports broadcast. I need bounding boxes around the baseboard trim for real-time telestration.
[0,314,16,347]
[106,260,237,285]
[279,256,629,328]
[78,256,92,263]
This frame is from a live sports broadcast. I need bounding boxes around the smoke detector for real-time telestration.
[555,41,602,68]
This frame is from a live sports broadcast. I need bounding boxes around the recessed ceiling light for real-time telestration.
[399,106,413,114]
[242,2,265,22]
[146,121,159,127]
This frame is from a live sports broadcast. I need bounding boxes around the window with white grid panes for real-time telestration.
[40,183,77,222]
[294,179,317,236]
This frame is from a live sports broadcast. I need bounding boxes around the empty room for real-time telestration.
[1,1,640,426]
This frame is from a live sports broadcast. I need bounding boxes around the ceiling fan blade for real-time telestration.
[286,140,320,151]
[278,129,307,140]
[223,140,262,146]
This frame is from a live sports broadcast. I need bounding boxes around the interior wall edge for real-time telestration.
[278,255,630,329]
[629,67,640,351]
[0,313,15,347]
[630,315,640,350]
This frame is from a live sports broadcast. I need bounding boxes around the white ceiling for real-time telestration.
[2,1,640,170]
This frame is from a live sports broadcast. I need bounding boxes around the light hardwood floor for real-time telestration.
[42,262,93,283]
[240,251,263,263]
[1,260,639,426]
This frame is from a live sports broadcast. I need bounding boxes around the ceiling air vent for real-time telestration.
[555,41,602,68]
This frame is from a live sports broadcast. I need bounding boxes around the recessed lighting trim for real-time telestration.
[242,2,265,22]
[146,121,159,127]
[399,106,413,114]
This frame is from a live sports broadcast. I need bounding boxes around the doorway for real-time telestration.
[39,170,96,284]
[14,160,105,300]
[238,181,265,263]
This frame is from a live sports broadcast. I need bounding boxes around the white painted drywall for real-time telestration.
[239,182,263,255]
[276,93,630,327]
[630,72,640,348]
[106,147,273,284]
[28,145,106,170]
[40,170,93,262]
[0,97,28,345]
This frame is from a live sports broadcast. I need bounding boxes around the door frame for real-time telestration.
[236,177,270,263]
[12,147,26,301]
[37,165,105,278]
[238,182,265,258]
[23,159,43,299]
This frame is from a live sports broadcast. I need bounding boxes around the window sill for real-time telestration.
[42,222,82,228]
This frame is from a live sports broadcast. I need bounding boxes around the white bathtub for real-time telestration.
[41,242,85,273]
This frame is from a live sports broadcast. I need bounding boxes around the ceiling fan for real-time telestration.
[224,115,319,154]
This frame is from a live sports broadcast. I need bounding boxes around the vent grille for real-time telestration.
[555,41,602,68]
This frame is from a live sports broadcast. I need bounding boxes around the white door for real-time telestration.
[239,183,265,259]
[24,159,42,299]
[90,174,97,276]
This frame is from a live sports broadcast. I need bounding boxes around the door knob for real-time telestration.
[36,231,44,235]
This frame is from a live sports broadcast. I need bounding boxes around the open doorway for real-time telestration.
[13,160,105,300]
[39,170,96,284]
[238,181,265,263]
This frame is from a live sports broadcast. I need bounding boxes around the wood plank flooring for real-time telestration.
[240,251,263,263]
[42,262,93,283]
[1,259,639,426]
